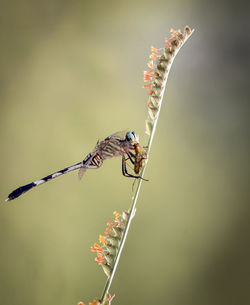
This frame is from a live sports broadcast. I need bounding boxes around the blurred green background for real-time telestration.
[1,0,249,304]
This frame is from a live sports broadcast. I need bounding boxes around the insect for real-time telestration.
[6,131,147,201]
[133,142,148,175]
[127,141,148,190]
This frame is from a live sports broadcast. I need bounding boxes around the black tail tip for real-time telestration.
[6,182,36,202]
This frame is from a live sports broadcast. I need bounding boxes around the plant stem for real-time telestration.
[100,26,194,304]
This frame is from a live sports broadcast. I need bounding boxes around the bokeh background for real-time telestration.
[1,1,249,305]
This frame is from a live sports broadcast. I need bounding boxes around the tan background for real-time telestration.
[0,1,249,305]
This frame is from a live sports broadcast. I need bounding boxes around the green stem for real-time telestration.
[100,27,194,304]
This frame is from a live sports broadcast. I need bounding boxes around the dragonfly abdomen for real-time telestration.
[7,182,36,201]
[90,154,103,167]
[6,162,83,201]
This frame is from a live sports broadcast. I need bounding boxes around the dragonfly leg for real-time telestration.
[127,152,135,165]
[122,156,148,181]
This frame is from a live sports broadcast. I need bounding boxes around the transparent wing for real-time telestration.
[77,160,102,180]
[78,164,101,180]
[78,167,87,180]
[108,130,129,140]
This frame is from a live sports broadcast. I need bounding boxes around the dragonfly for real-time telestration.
[6,131,148,201]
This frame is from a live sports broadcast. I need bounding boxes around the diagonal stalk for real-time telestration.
[100,26,194,304]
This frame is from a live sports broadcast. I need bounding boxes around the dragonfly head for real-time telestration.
[125,131,138,144]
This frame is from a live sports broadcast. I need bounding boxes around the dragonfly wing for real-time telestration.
[108,130,129,140]
[78,153,93,180]
[78,167,87,180]
[77,161,102,180]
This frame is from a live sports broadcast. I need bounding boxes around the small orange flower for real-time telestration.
[77,302,85,305]
[150,46,161,53]
[105,230,111,236]
[149,53,158,60]
[107,221,114,227]
[99,235,107,245]
[90,243,103,253]
[95,253,105,265]
[144,70,153,76]
[142,84,152,95]
[170,28,181,37]
[113,211,121,218]
[89,299,101,305]
[114,218,120,224]
[165,36,176,48]
[102,292,115,304]
[143,71,152,83]
[147,60,154,69]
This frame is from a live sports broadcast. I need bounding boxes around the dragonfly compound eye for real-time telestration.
[125,131,135,142]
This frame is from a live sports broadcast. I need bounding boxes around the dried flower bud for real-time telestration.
[91,210,129,277]
[102,264,112,278]
[143,26,194,137]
